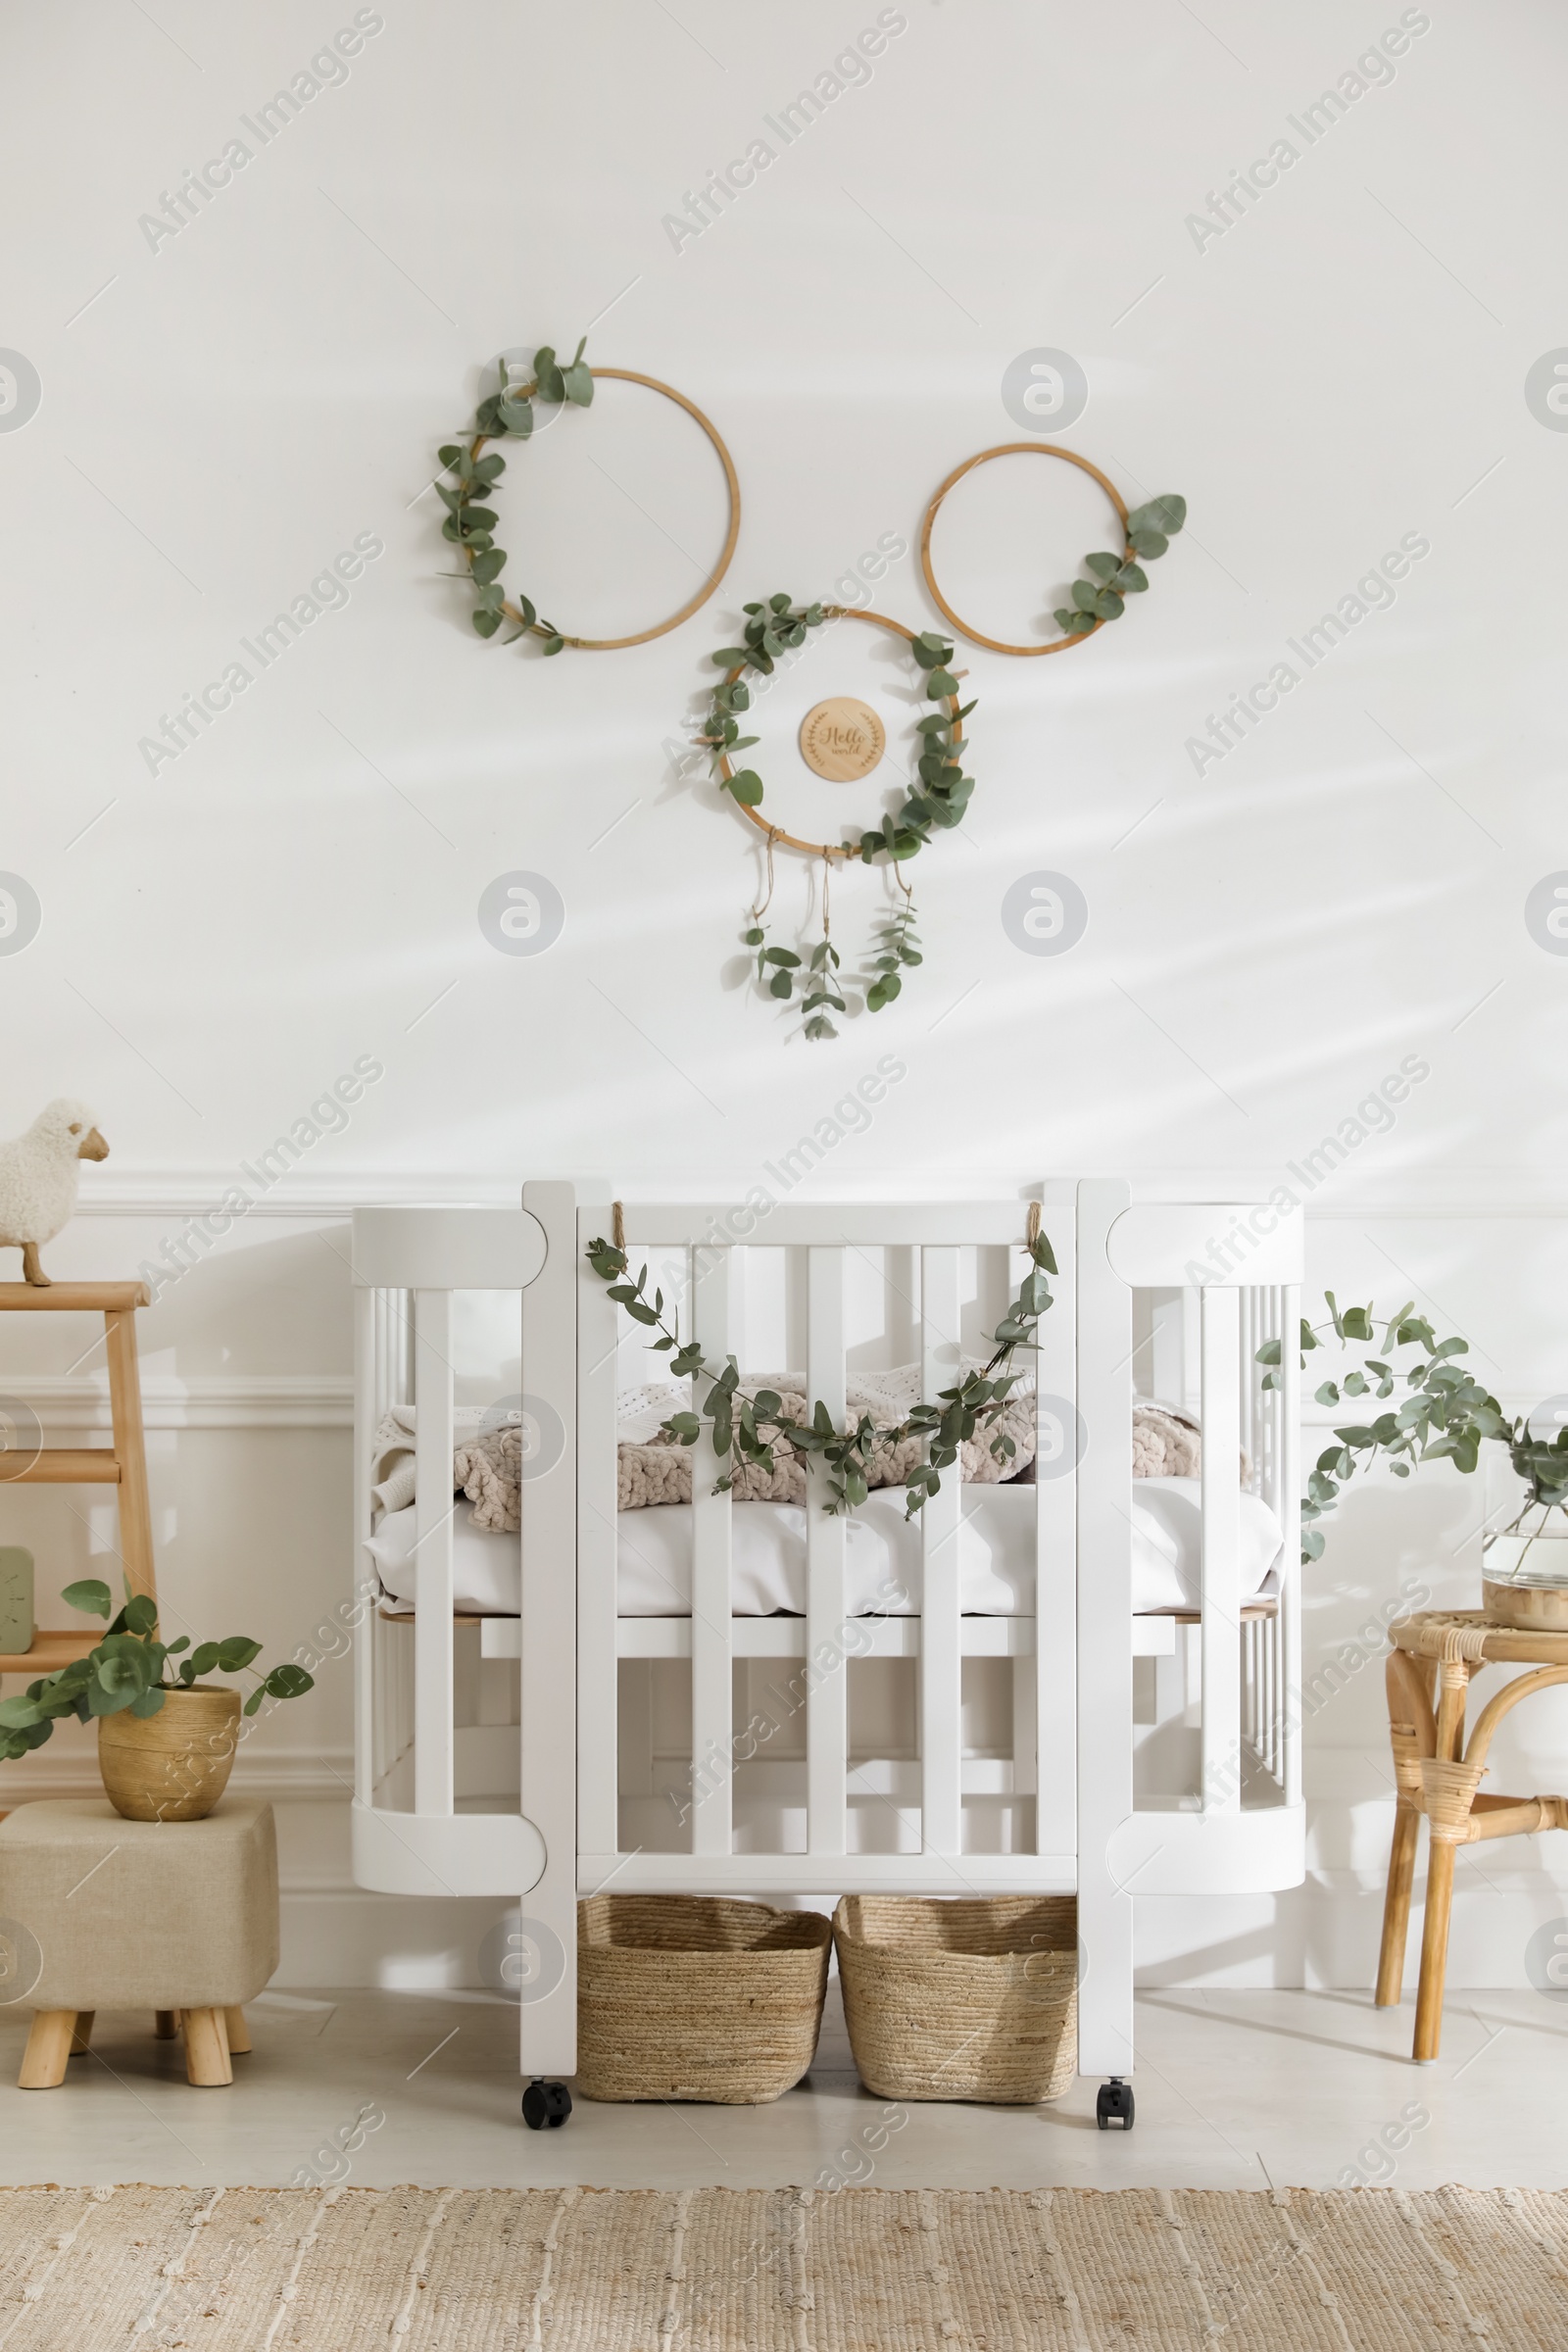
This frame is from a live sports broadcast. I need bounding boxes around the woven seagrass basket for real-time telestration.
[833,1892,1077,2103]
[576,1894,831,2103]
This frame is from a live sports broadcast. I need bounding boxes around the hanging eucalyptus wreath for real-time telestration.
[438,340,594,654]
[920,442,1188,658]
[586,1215,1057,1517]
[695,598,976,1040]
[436,339,741,655]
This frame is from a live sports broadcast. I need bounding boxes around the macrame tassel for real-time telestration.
[1026,1200,1042,1250]
[612,1200,625,1252]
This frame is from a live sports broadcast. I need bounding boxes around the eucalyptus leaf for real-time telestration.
[63,1579,112,1619]
[264,1663,315,1699]
[87,1679,137,1717]
[1128,493,1186,536]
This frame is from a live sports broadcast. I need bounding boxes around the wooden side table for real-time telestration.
[1377,1609,1568,2061]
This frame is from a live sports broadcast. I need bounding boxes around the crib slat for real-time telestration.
[1032,1189,1076,1856]
[576,1215,621,1861]
[1200,1284,1242,1815]
[1076,1178,1134,2078]
[1281,1281,1302,1807]
[1183,1285,1202,1415]
[354,1287,376,1810]
[920,1247,962,1854]
[690,1248,734,1854]
[413,1289,456,1816]
[807,1248,848,1855]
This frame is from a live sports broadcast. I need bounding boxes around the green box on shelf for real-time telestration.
[0,1547,33,1654]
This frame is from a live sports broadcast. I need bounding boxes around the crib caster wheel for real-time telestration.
[522,2079,572,2131]
[1096,2078,1135,2132]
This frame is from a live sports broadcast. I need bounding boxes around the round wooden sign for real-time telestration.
[799,697,886,782]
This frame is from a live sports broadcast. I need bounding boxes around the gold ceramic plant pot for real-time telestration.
[97,1686,242,1822]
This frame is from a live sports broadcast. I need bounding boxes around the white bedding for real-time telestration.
[365,1478,1284,1618]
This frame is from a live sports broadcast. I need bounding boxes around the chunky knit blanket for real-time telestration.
[373,1390,1211,1537]
[616,1386,1040,1511]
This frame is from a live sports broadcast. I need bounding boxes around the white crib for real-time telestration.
[350,1181,1303,2128]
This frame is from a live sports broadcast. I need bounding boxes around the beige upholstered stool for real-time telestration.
[0,1796,278,2087]
[1377,1610,1568,2064]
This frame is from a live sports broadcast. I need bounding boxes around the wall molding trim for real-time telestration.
[8,1373,354,1429]
[0,1745,355,1805]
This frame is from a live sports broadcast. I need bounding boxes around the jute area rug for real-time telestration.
[2,2181,1565,2347]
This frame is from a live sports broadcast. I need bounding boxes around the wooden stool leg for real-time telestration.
[1410,1663,1476,2063]
[20,2011,76,2089]
[69,2012,94,2055]
[182,2007,232,2086]
[1412,1754,1486,2065]
[155,2010,179,2039]
[222,2006,251,2055]
[1413,1837,1456,2062]
[1377,1803,1422,2006]
[1377,1649,1437,2007]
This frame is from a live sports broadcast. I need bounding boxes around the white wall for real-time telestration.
[2,0,1566,1987]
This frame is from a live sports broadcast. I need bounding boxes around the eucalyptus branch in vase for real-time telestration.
[1256,1292,1568,1565]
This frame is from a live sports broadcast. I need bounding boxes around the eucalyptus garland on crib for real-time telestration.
[585,1219,1057,1519]
[696,597,976,1041]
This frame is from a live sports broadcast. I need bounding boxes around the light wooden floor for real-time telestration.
[0,1982,1561,2191]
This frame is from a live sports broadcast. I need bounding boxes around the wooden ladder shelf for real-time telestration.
[0,1281,155,1676]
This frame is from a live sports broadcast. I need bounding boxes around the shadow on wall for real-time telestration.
[136,1223,355,1378]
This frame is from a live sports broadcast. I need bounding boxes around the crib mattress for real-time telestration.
[365,1478,1284,1619]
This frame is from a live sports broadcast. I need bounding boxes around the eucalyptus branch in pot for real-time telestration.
[0,1580,314,1821]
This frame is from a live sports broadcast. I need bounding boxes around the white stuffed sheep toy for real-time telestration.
[0,1100,109,1286]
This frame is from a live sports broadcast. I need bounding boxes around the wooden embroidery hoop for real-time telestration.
[466,368,741,652]
[919,442,1130,658]
[716,606,965,862]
